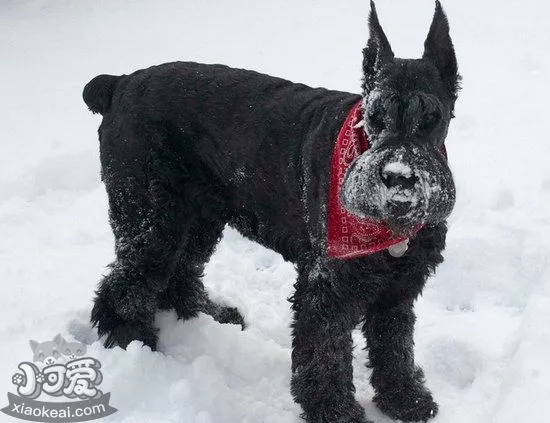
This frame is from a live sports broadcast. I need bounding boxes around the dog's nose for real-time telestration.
[380,167,418,190]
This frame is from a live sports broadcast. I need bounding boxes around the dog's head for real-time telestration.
[342,1,459,236]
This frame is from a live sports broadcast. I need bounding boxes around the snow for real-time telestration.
[382,161,413,179]
[380,150,419,206]
[1,1,550,423]
[342,144,451,228]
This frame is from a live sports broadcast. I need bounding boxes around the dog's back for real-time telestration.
[83,61,359,260]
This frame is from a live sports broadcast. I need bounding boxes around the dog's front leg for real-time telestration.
[363,298,437,422]
[290,265,369,423]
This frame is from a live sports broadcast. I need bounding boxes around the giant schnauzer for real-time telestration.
[83,1,459,422]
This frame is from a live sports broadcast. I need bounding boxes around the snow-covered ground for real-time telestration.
[1,0,550,422]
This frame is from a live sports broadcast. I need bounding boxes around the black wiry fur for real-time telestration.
[84,2,459,422]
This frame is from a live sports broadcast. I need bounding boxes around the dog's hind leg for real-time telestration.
[157,217,245,329]
[92,146,191,350]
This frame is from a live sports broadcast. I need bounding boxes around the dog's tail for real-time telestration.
[82,74,120,115]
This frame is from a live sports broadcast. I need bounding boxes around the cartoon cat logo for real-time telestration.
[61,338,86,360]
[29,334,86,366]
[29,335,63,366]
[2,334,117,422]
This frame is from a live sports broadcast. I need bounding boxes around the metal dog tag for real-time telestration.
[387,239,409,257]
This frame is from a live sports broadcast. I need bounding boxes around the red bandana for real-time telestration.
[327,101,419,260]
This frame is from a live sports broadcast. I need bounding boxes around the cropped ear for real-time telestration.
[423,1,459,96]
[29,340,38,352]
[362,1,394,92]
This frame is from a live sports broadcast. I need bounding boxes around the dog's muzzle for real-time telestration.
[340,144,455,235]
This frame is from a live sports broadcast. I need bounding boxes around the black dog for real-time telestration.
[83,2,459,422]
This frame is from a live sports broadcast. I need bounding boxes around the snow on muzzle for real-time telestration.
[340,144,455,235]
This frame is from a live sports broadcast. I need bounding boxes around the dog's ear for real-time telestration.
[423,1,459,96]
[362,1,394,92]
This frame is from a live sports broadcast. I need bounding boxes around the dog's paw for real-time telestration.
[101,319,158,351]
[212,305,246,330]
[201,299,246,330]
[91,294,158,350]
[374,382,438,422]
[302,399,371,423]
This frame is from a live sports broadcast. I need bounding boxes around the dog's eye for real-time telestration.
[419,112,441,132]
[367,109,385,131]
